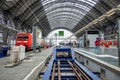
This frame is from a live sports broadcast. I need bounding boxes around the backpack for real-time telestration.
[95,41,100,46]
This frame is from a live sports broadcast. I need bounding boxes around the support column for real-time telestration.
[33,26,36,53]
[2,28,9,45]
[117,18,120,67]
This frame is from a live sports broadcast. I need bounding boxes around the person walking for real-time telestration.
[94,38,100,53]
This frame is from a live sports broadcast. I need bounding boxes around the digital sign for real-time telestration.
[59,31,64,36]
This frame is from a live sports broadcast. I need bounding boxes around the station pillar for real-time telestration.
[33,26,36,53]
[117,18,120,67]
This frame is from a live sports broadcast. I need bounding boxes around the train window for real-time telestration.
[17,36,28,39]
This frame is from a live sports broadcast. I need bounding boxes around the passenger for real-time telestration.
[94,38,100,53]
[86,38,90,48]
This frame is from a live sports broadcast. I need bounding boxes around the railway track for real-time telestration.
[38,48,99,80]
[50,60,92,80]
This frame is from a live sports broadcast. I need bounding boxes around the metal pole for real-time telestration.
[117,18,120,67]
[56,34,57,45]
[33,26,36,53]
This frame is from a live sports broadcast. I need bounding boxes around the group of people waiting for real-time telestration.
[85,37,100,53]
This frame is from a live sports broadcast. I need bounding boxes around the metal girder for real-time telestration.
[8,0,97,36]
[17,0,43,20]
[72,22,86,33]
[6,0,51,36]
[23,7,51,33]
[9,0,25,14]
[10,0,38,16]
[22,8,46,24]
[41,0,98,32]
[102,0,120,8]
[82,16,93,23]
[48,17,78,24]
[47,9,85,19]
[50,27,73,32]
[0,0,6,7]
[48,14,80,21]
[19,3,87,22]
[1,0,101,37]
[89,7,103,19]
[99,0,112,10]
[50,17,76,29]
[34,22,50,36]
[49,18,78,24]
[42,0,94,9]
[47,8,86,17]
[27,15,49,27]
[95,0,112,14]
[34,23,49,31]
[45,4,90,14]
[74,16,91,28]
[72,0,112,35]
[49,21,77,29]
[72,12,97,32]
[72,17,91,31]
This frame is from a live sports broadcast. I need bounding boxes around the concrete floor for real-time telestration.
[0,48,52,80]
[75,47,119,67]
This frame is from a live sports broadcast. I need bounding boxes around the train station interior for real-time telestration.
[0,0,120,80]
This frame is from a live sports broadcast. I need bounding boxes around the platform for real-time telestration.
[75,47,118,67]
[0,48,52,80]
[74,48,120,80]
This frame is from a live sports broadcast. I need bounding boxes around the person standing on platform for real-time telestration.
[86,38,90,48]
[94,38,100,53]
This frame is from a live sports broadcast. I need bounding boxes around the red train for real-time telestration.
[100,39,118,48]
[15,33,33,51]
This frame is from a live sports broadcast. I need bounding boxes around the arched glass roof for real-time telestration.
[41,0,99,30]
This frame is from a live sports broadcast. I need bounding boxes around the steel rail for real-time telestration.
[51,62,56,80]
[73,63,91,80]
[68,60,91,80]
[58,60,61,80]
[68,60,82,80]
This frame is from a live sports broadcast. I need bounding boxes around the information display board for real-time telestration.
[59,31,64,36]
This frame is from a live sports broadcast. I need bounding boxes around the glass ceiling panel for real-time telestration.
[47,12,81,20]
[41,0,99,30]
[41,0,96,7]
[49,20,78,30]
[47,8,86,16]
[44,2,90,12]
[78,0,97,6]
[49,16,79,22]
[46,8,85,17]
[48,18,79,30]
[49,19,77,25]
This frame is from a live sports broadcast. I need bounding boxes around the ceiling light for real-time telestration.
[107,11,115,17]
[92,19,98,24]
[87,23,93,27]
[106,9,116,16]
[99,15,106,21]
